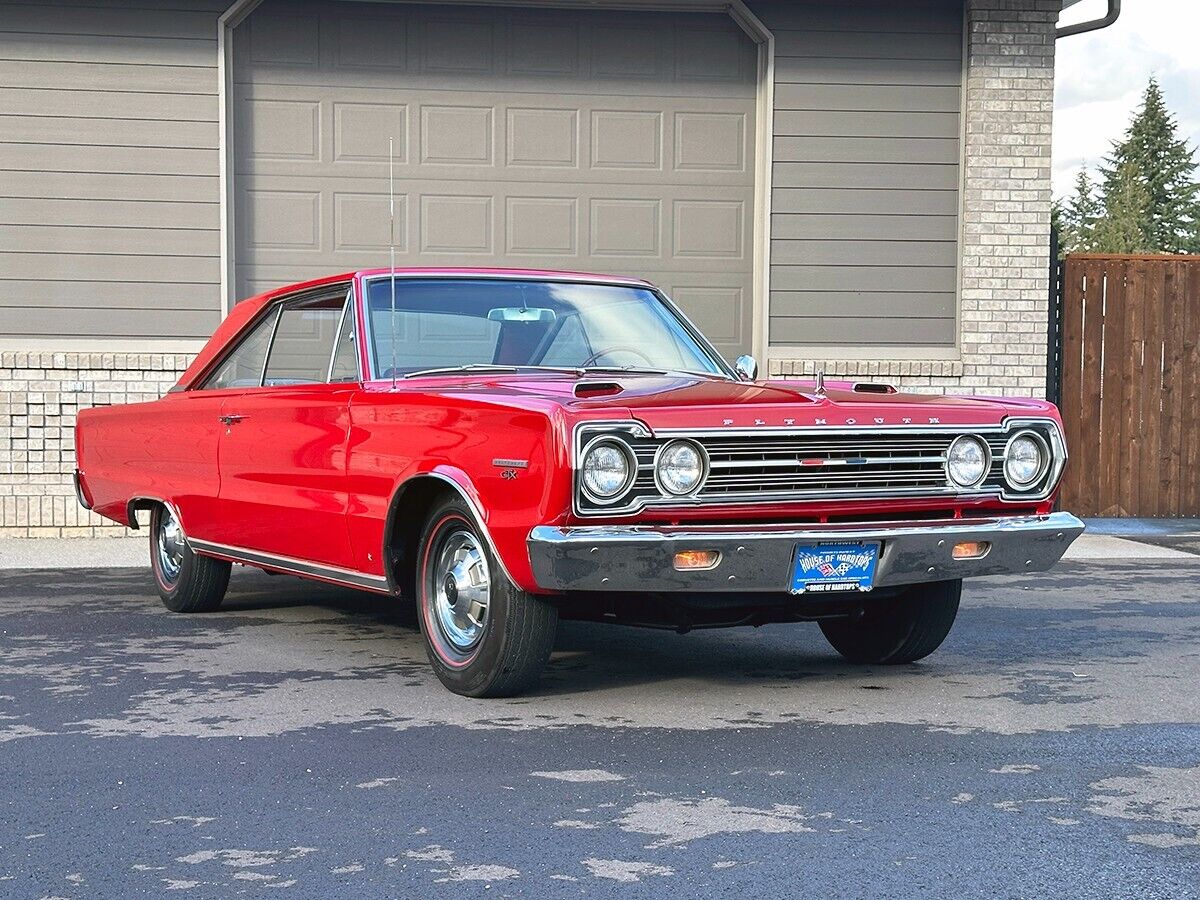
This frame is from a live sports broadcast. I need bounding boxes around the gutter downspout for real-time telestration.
[1056,0,1120,39]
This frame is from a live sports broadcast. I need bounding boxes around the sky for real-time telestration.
[1052,0,1200,199]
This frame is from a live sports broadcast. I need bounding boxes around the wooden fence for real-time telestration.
[1058,254,1200,517]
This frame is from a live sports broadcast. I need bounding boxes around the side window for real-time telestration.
[263,295,345,386]
[201,311,277,390]
[328,294,359,383]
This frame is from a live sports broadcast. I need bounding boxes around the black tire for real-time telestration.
[150,504,230,613]
[819,579,961,664]
[416,496,557,697]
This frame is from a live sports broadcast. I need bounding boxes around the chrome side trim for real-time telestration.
[188,538,391,594]
[420,472,518,588]
[528,512,1085,593]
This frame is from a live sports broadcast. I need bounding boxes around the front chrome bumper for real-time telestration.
[527,512,1085,593]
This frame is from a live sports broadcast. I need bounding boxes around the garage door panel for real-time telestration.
[419,105,494,166]
[238,5,753,99]
[236,0,756,358]
[238,189,321,251]
[236,82,752,179]
[240,181,752,267]
[239,177,754,202]
[239,98,321,162]
[505,18,580,77]
[506,108,579,167]
[333,103,408,163]
[505,197,578,256]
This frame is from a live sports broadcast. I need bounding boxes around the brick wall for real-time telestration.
[0,352,189,538]
[770,0,1057,396]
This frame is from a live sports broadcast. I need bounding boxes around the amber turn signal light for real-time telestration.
[673,550,721,571]
[952,541,991,560]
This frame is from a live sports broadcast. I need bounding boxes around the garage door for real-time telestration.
[232,0,758,360]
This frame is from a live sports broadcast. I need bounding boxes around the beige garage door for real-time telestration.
[232,0,757,360]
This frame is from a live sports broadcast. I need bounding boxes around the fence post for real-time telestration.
[1045,228,1064,405]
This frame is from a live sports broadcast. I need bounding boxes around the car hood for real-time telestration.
[451,373,1052,430]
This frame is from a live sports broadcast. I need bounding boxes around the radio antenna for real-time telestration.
[388,136,398,391]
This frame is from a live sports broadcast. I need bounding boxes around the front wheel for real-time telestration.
[150,504,230,613]
[819,579,961,664]
[416,497,557,697]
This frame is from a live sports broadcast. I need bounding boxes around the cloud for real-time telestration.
[1053,0,1200,197]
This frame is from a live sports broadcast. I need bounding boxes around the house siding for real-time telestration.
[752,0,964,351]
[0,0,226,341]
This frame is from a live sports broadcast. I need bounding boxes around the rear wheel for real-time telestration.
[416,496,557,697]
[819,579,961,664]
[149,504,230,613]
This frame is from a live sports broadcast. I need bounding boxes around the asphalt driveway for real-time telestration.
[2,558,1199,898]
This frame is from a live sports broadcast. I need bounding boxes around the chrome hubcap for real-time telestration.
[156,507,185,584]
[431,529,490,653]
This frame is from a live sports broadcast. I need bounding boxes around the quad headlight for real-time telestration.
[1004,430,1049,489]
[580,438,635,502]
[655,439,707,496]
[946,435,990,488]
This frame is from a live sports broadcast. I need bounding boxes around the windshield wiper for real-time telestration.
[401,363,732,380]
[403,364,519,379]
[580,365,671,375]
[580,365,731,381]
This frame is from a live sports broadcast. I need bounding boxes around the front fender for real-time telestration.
[347,391,574,593]
[384,465,529,592]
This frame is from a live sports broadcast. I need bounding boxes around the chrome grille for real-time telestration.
[700,433,956,497]
[575,421,1063,516]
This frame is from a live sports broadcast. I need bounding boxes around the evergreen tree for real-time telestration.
[1099,77,1200,253]
[1056,169,1102,254]
[1093,160,1153,253]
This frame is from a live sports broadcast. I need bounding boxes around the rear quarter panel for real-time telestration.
[76,393,224,535]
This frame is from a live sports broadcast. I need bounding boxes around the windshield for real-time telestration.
[364,278,727,378]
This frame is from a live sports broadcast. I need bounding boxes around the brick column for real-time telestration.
[959,0,1058,397]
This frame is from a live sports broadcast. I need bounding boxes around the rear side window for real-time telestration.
[263,296,345,386]
[201,311,277,390]
[328,298,359,383]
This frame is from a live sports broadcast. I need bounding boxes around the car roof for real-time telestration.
[173,267,656,391]
[353,266,654,287]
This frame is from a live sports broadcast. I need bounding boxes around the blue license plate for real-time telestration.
[790,542,880,595]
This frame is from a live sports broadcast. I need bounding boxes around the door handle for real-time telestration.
[218,414,246,426]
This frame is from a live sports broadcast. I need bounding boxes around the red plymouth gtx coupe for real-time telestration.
[75,269,1084,696]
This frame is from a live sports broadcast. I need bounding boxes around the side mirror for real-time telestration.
[734,354,758,382]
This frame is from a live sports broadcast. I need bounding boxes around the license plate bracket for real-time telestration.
[790,542,880,595]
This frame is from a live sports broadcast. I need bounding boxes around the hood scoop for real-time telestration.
[852,381,897,394]
[574,380,625,398]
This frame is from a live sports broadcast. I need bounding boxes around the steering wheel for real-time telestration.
[580,346,656,368]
